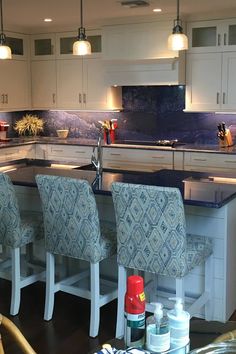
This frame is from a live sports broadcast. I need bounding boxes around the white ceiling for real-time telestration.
[3,0,236,33]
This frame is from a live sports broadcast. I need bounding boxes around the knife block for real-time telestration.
[219,129,233,147]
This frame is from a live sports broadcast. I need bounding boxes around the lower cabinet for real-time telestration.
[184,151,236,172]
[103,147,174,172]
[46,144,93,164]
[0,145,35,163]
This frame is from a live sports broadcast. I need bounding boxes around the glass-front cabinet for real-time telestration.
[5,32,28,59]
[30,34,56,59]
[55,31,102,58]
[188,18,236,52]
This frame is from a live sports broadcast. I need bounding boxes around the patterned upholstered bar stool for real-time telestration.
[36,174,117,338]
[0,173,44,315]
[111,182,214,339]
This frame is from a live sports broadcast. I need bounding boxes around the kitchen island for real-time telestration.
[3,158,236,322]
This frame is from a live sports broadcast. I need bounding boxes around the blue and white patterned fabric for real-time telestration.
[36,175,116,264]
[111,183,213,278]
[0,173,43,248]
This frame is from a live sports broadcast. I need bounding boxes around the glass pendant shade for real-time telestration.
[73,28,91,55]
[0,43,12,59]
[168,32,188,51]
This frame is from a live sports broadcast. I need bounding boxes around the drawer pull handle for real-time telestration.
[225,160,236,164]
[193,158,207,162]
[75,151,85,154]
[152,156,165,159]
[52,149,63,153]
[110,153,121,156]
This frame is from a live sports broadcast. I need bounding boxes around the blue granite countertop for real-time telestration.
[1,137,236,154]
[4,159,236,208]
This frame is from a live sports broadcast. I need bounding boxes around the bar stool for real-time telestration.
[36,174,117,338]
[111,182,214,339]
[0,173,44,315]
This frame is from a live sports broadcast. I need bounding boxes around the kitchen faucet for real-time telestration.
[91,129,103,179]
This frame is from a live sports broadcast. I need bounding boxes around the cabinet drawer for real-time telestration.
[47,144,93,163]
[103,148,173,171]
[1,145,35,162]
[184,152,236,172]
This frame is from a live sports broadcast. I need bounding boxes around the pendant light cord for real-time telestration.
[176,0,179,22]
[0,0,4,33]
[80,0,83,29]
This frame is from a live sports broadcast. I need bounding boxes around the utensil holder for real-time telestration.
[219,129,233,147]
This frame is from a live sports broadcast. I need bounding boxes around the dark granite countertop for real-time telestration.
[4,159,236,209]
[1,137,236,154]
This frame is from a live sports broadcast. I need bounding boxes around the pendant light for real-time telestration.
[168,0,188,51]
[0,0,11,59]
[73,0,91,56]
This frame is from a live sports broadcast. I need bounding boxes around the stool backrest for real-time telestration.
[111,182,188,277]
[0,173,22,247]
[36,175,101,262]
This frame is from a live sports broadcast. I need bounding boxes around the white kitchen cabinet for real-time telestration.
[56,58,121,110]
[31,60,57,109]
[185,52,236,112]
[102,21,178,60]
[103,147,173,172]
[0,60,30,111]
[0,145,35,163]
[46,144,93,164]
[30,34,56,60]
[188,18,236,53]
[184,151,236,172]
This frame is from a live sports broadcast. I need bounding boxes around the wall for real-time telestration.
[1,86,236,145]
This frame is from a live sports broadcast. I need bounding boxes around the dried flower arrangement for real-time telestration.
[14,114,44,136]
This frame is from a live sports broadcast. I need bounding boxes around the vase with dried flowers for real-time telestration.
[14,114,44,137]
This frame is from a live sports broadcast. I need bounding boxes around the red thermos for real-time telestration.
[124,275,146,348]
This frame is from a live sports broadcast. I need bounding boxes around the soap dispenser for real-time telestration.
[167,298,190,354]
[146,302,170,353]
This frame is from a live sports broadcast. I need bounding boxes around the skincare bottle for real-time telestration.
[167,298,190,354]
[146,302,170,353]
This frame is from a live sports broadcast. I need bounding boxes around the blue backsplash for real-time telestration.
[1,86,236,144]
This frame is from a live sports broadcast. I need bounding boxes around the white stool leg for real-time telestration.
[90,262,100,337]
[205,254,214,320]
[44,252,55,321]
[116,265,127,339]
[10,248,21,315]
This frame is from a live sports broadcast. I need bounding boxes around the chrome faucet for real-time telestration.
[91,129,103,178]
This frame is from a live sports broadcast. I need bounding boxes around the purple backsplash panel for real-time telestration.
[1,86,236,144]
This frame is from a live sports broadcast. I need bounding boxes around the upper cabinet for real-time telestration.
[185,52,236,111]
[188,19,236,53]
[5,32,29,60]
[102,21,178,60]
[56,58,121,110]
[30,34,56,60]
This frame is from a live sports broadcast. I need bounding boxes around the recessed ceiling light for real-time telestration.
[153,8,162,12]
[44,18,52,22]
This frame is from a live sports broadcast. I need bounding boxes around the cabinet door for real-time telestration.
[56,59,83,109]
[31,60,57,109]
[83,59,110,109]
[221,52,236,110]
[185,53,222,111]
[187,20,219,53]
[6,32,28,60]
[221,19,236,51]
[31,34,55,60]
[46,144,93,164]
[0,60,30,110]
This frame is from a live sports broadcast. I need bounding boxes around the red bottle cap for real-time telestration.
[127,275,144,296]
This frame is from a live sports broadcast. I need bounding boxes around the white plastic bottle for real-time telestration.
[146,303,170,353]
[167,298,190,354]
